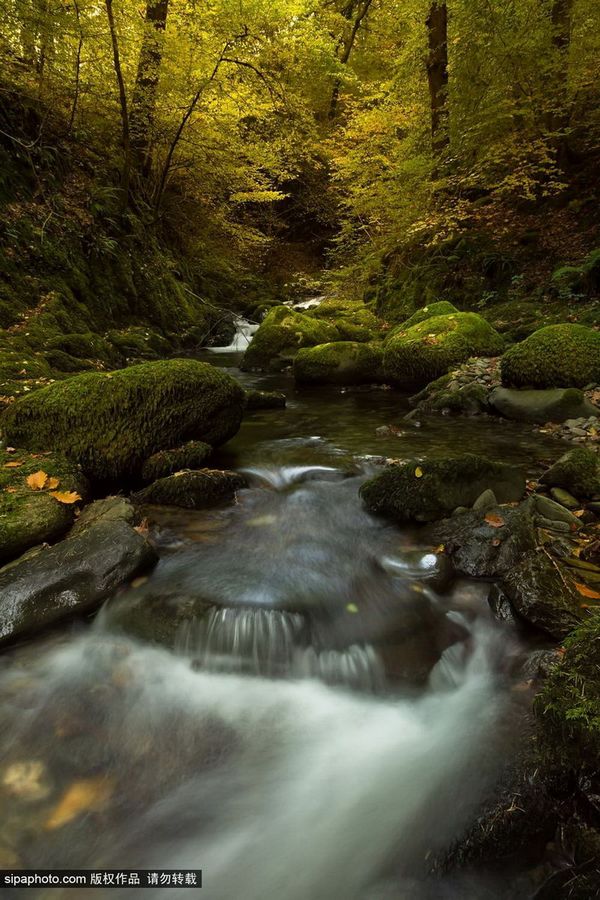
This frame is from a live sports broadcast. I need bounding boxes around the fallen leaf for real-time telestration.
[3,461,23,468]
[414,466,423,478]
[26,470,48,490]
[46,477,60,489]
[485,513,505,528]
[50,490,82,505]
[45,777,114,830]
[433,543,445,553]
[491,538,502,546]
[130,576,148,589]
[575,583,600,600]
[4,486,18,493]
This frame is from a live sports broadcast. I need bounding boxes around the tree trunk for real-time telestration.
[328,0,374,121]
[129,0,170,174]
[426,2,449,155]
[105,0,131,208]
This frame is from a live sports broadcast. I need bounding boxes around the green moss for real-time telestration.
[360,454,525,522]
[500,324,600,389]
[397,301,460,331]
[1,360,245,482]
[0,448,88,562]
[47,332,117,364]
[241,307,340,371]
[134,469,247,509]
[107,327,173,360]
[383,312,505,388]
[536,614,600,764]
[310,299,380,342]
[540,448,600,499]
[294,341,384,385]
[141,441,213,482]
[43,350,96,373]
[551,248,600,297]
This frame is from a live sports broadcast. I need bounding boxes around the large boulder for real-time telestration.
[392,301,460,333]
[539,447,600,499]
[241,307,339,371]
[1,360,245,482]
[309,299,380,342]
[134,469,247,509]
[0,449,89,563]
[360,454,526,523]
[141,441,213,483]
[0,517,157,646]
[500,324,600,389]
[490,386,600,424]
[293,341,384,385]
[382,313,504,389]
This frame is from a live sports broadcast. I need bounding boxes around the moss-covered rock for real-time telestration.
[500,324,600,389]
[540,448,600,499]
[43,350,96,373]
[360,454,526,523]
[1,360,245,482]
[141,441,213,482]
[383,312,504,388]
[47,332,117,365]
[396,301,460,331]
[241,307,339,371]
[293,341,384,385]
[134,469,247,509]
[309,299,380,342]
[106,327,173,361]
[244,389,287,410]
[0,449,88,562]
[490,387,600,424]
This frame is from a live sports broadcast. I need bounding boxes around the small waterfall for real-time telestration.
[206,317,258,353]
[294,643,385,693]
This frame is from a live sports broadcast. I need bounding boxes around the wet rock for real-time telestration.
[70,496,136,534]
[532,494,582,528]
[293,341,384,386]
[134,469,247,509]
[241,307,339,371]
[0,518,157,647]
[140,441,213,483]
[502,551,584,639]
[487,585,517,625]
[360,454,525,523]
[540,447,600,499]
[550,487,580,510]
[520,648,560,682]
[490,386,599,424]
[104,590,213,649]
[244,389,287,410]
[0,449,89,564]
[472,489,497,513]
[429,503,537,578]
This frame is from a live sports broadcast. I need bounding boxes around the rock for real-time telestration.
[489,386,599,424]
[532,494,582,527]
[550,487,580,510]
[241,307,339,371]
[104,588,213,649]
[487,585,517,625]
[588,501,600,515]
[0,518,157,647]
[500,324,600,389]
[520,648,560,681]
[141,441,213,483]
[70,496,136,534]
[534,517,571,533]
[379,549,455,593]
[293,341,384,385]
[134,469,247,509]
[429,502,537,578]
[382,313,504,389]
[540,447,600,499]
[244,389,287,410]
[472,489,497,513]
[2,360,245,482]
[410,375,491,416]
[309,299,380,342]
[394,301,460,331]
[502,551,584,639]
[360,454,525,523]
[0,449,89,563]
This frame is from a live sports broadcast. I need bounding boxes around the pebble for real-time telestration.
[534,516,571,533]
[533,495,582,527]
[549,487,581,510]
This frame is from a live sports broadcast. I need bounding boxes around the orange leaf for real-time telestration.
[50,490,82,505]
[46,477,60,489]
[26,470,48,490]
[485,513,505,528]
[3,460,23,468]
[575,583,600,600]
[45,778,114,830]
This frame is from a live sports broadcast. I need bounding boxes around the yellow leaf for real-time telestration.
[3,460,23,468]
[575,583,600,600]
[415,466,423,478]
[45,778,114,830]
[26,470,48,490]
[49,490,82,505]
[46,477,60,489]
[4,487,18,493]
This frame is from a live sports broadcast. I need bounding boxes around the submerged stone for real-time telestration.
[244,389,287,410]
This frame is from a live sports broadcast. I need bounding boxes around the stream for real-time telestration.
[0,323,562,898]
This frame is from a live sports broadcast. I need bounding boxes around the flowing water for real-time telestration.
[0,324,560,898]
